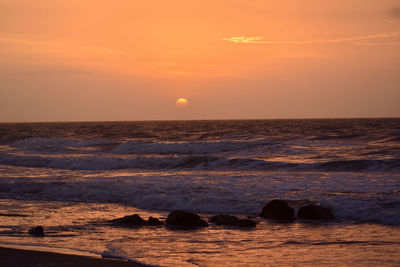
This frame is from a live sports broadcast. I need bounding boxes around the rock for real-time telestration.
[238,219,257,228]
[147,217,164,226]
[298,204,335,220]
[110,214,165,227]
[28,226,44,237]
[110,214,147,226]
[259,199,295,220]
[166,210,208,228]
[210,215,240,226]
[209,215,257,228]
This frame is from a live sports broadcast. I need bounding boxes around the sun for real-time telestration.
[176,98,189,108]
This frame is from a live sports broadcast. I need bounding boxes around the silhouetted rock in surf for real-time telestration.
[210,215,240,226]
[259,199,295,220]
[28,226,44,237]
[298,204,335,220]
[110,214,165,227]
[166,210,208,228]
[110,214,147,226]
[210,214,257,228]
[147,216,164,226]
[237,219,257,228]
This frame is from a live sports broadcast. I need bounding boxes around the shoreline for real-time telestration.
[0,246,148,267]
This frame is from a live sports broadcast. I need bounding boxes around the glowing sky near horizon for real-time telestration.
[1,0,400,122]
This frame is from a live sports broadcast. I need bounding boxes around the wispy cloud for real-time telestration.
[221,36,264,44]
[222,32,400,46]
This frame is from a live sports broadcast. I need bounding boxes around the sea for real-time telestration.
[0,119,399,266]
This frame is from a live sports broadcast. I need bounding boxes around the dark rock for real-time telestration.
[210,215,240,226]
[110,214,147,226]
[259,199,295,220]
[209,215,257,228]
[166,210,208,228]
[28,226,44,237]
[147,216,164,226]
[298,204,335,220]
[238,219,257,228]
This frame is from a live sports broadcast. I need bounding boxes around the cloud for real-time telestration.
[222,32,400,46]
[221,36,264,43]
[390,7,400,19]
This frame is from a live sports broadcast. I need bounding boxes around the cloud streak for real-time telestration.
[222,32,400,46]
[221,36,265,44]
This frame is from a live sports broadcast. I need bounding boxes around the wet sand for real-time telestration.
[0,247,147,267]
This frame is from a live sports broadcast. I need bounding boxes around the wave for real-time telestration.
[282,240,397,246]
[315,159,400,171]
[0,152,296,170]
[308,133,366,141]
[12,137,118,154]
[8,137,280,155]
[1,151,400,171]
[113,140,274,155]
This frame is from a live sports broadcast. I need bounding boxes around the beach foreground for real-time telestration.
[0,247,146,267]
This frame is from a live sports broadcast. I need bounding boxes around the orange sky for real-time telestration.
[1,0,400,122]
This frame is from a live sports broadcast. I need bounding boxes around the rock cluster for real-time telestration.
[108,200,335,231]
[27,201,335,239]
[109,211,258,230]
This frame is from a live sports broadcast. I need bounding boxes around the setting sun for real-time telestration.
[176,98,189,108]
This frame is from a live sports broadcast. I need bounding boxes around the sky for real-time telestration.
[1,0,400,122]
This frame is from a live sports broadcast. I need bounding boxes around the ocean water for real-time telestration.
[0,119,399,266]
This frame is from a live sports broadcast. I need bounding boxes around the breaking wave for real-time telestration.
[1,150,400,171]
[0,134,399,171]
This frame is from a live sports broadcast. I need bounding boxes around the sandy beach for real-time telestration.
[0,247,147,267]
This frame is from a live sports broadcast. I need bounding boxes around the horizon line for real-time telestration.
[1,116,399,124]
